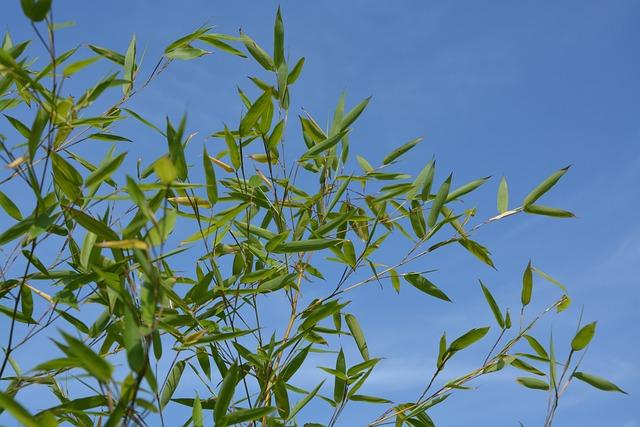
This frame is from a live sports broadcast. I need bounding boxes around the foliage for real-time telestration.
[0,3,624,426]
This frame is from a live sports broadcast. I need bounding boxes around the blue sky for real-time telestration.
[2,1,639,426]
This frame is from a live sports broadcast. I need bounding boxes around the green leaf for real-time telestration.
[60,331,112,382]
[300,130,349,160]
[345,313,369,360]
[66,208,119,241]
[160,360,185,408]
[357,155,374,174]
[446,176,490,202]
[523,204,575,218]
[339,96,371,132]
[516,377,549,391]
[382,137,422,165]
[458,238,495,269]
[0,391,39,427]
[404,273,451,302]
[287,57,305,84]
[409,199,427,239]
[0,191,22,220]
[241,34,274,71]
[349,394,392,404]
[287,381,324,421]
[273,7,285,68]
[167,116,188,180]
[63,56,100,76]
[334,349,346,403]
[198,35,247,57]
[497,176,508,213]
[88,133,132,143]
[523,166,570,206]
[523,335,549,360]
[281,345,311,382]
[427,174,451,228]
[274,379,290,418]
[123,34,136,94]
[449,327,490,352]
[571,321,596,351]
[215,362,238,422]
[274,238,341,253]
[85,153,126,188]
[51,151,83,201]
[20,284,33,319]
[123,305,144,372]
[28,108,48,160]
[203,147,218,206]
[521,261,533,307]
[88,44,125,65]
[224,407,275,425]
[193,395,203,427]
[479,280,504,328]
[573,372,627,393]
[165,45,209,60]
[224,126,241,170]
[301,300,346,330]
[239,91,272,135]
[20,0,51,22]
[153,156,178,183]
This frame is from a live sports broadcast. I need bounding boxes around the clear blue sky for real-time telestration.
[2,1,639,426]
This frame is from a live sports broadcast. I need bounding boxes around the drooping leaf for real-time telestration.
[160,360,186,408]
[516,377,549,391]
[404,273,451,302]
[0,191,22,220]
[479,280,504,328]
[0,392,39,427]
[345,313,369,360]
[521,260,533,307]
[203,147,218,206]
[224,407,276,425]
[523,204,575,218]
[573,372,627,393]
[215,362,238,422]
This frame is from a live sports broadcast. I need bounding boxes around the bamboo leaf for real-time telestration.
[274,238,340,253]
[523,166,570,206]
[571,321,596,351]
[449,327,490,352]
[427,174,451,228]
[160,360,186,408]
[521,260,533,307]
[524,204,575,218]
[273,7,285,68]
[85,152,126,188]
[215,362,238,422]
[0,392,39,427]
[573,372,627,393]
[333,349,346,403]
[404,273,451,302]
[224,407,275,425]
[497,176,508,213]
[479,280,504,328]
[516,377,549,391]
[382,137,422,165]
[345,313,369,360]
[0,191,22,220]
